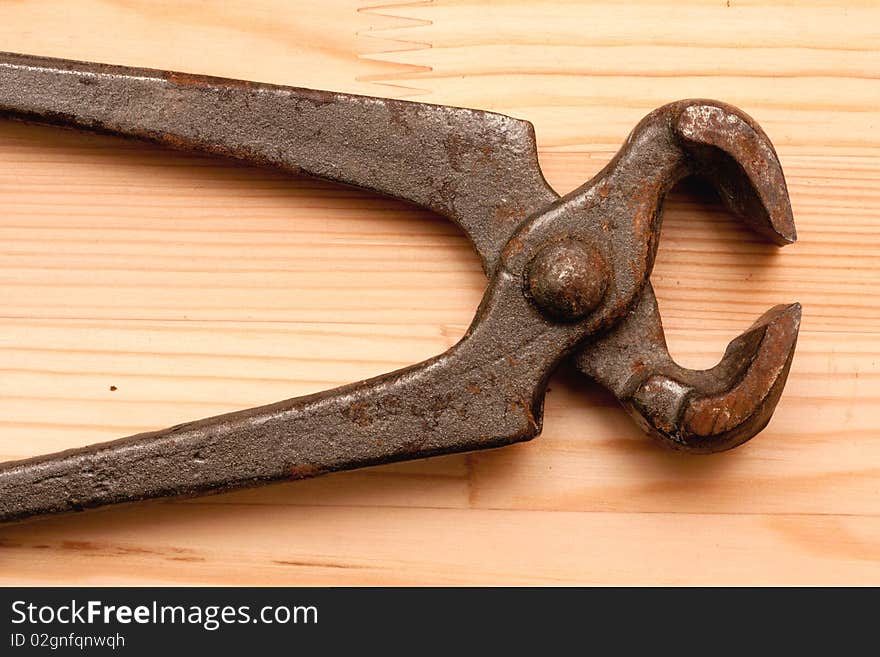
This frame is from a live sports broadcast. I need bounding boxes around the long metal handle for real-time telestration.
[0,51,556,272]
[0,257,586,523]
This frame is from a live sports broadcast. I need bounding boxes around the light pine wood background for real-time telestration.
[0,0,877,585]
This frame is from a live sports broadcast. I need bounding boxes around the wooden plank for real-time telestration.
[0,0,877,584]
[0,505,877,585]
[365,0,880,151]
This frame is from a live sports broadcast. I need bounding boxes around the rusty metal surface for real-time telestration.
[0,53,801,524]
[0,51,555,274]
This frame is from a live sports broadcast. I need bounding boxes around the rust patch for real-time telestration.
[289,464,325,479]
[502,236,524,258]
[522,400,537,431]
[494,203,523,227]
[165,71,256,91]
[344,401,373,427]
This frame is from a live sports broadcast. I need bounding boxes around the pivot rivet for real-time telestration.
[526,239,609,321]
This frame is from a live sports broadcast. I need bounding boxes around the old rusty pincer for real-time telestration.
[0,53,800,523]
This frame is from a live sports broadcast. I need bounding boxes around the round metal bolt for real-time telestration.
[526,239,609,321]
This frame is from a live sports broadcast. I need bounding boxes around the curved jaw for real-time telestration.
[577,286,800,453]
[678,302,801,449]
[673,100,797,246]
[566,99,801,452]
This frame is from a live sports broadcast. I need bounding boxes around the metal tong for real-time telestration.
[0,53,801,524]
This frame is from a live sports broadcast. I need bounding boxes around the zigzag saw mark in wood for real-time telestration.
[356,1,434,97]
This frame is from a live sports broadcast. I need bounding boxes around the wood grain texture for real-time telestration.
[0,0,878,585]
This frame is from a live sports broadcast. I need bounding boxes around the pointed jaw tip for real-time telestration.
[770,220,798,245]
[767,208,798,245]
